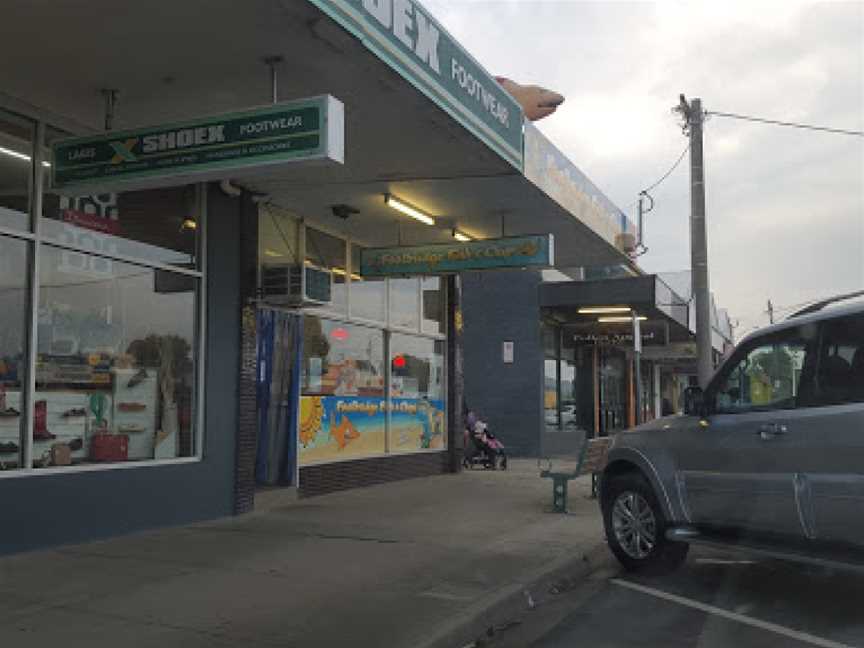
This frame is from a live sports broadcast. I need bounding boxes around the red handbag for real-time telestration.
[90,433,129,462]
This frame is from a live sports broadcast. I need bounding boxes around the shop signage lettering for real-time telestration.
[305,0,523,169]
[568,321,670,348]
[360,235,554,276]
[51,95,344,193]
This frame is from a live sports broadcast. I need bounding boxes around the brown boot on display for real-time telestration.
[33,400,55,441]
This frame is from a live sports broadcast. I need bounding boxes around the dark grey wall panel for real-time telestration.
[0,183,240,555]
[461,270,543,457]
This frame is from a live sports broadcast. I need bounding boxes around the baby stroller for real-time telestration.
[463,410,507,470]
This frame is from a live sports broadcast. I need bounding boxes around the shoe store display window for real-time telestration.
[0,113,204,472]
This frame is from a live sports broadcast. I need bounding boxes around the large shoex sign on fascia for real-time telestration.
[305,0,524,169]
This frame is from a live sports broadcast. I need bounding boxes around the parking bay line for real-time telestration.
[609,578,854,648]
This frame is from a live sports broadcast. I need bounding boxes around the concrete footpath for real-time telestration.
[0,460,606,648]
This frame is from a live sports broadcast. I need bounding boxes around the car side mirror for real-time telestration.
[683,386,706,417]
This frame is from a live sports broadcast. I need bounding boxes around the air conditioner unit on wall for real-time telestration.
[262,264,332,306]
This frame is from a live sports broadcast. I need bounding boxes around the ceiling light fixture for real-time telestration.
[452,229,472,242]
[578,307,632,314]
[384,194,435,226]
[330,267,363,281]
[0,146,51,168]
[598,315,647,323]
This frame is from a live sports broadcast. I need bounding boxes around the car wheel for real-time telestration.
[602,473,689,574]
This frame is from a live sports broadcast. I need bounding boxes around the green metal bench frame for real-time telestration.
[540,437,610,513]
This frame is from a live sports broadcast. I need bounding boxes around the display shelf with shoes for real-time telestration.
[0,389,23,468]
[112,368,158,460]
[33,392,95,465]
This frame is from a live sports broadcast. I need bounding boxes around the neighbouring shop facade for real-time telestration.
[463,273,734,457]
[1,0,635,552]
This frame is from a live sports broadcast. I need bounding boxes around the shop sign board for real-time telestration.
[304,0,523,169]
[568,321,669,347]
[51,95,344,193]
[524,122,632,249]
[360,234,554,276]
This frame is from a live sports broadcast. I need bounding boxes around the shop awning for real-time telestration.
[540,275,693,346]
[0,0,634,268]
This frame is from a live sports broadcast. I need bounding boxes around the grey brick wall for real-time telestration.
[461,270,544,457]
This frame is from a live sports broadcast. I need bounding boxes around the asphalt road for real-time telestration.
[484,545,864,648]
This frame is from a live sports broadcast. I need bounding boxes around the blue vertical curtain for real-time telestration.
[255,309,301,486]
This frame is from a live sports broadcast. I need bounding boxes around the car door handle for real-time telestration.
[756,423,787,440]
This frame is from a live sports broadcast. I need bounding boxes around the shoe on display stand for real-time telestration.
[118,402,147,413]
[126,368,149,389]
[0,385,19,418]
[0,441,19,454]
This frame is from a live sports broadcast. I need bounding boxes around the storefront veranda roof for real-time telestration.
[540,275,694,347]
[0,0,634,270]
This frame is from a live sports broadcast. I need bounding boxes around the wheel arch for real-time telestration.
[600,449,678,521]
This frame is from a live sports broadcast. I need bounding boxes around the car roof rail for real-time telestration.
[788,289,864,319]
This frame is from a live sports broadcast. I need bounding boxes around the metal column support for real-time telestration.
[264,56,283,104]
[101,89,118,131]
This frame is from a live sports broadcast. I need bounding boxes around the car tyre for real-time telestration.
[601,472,689,574]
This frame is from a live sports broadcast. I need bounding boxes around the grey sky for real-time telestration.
[424,0,864,336]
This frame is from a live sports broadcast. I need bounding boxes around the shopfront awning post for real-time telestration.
[633,312,642,426]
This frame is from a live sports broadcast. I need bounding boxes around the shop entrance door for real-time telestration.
[598,347,628,436]
[256,308,302,486]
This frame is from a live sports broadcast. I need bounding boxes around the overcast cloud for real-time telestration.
[423,0,864,336]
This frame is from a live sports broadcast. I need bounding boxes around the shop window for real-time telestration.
[40,185,199,269]
[421,277,445,335]
[0,110,33,232]
[0,236,30,470]
[34,245,197,467]
[299,317,385,464]
[560,346,577,429]
[350,243,385,323]
[543,324,559,431]
[258,205,298,266]
[41,131,198,267]
[389,278,419,330]
[389,333,446,453]
[305,227,346,314]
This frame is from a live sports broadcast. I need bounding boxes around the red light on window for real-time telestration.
[392,355,406,369]
[331,327,349,342]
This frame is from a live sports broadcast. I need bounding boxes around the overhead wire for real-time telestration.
[706,110,864,137]
[641,143,691,194]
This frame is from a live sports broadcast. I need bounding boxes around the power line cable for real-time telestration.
[613,144,690,211]
[706,110,864,137]
[641,144,690,194]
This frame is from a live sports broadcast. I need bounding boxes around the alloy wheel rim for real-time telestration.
[611,491,657,559]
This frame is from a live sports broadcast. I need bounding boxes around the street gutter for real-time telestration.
[415,540,612,648]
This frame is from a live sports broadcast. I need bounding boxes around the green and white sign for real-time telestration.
[304,0,524,169]
[51,95,344,193]
[361,235,554,276]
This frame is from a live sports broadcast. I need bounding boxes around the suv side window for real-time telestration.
[813,313,864,406]
[712,326,818,414]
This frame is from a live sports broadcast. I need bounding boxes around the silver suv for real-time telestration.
[600,294,864,573]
